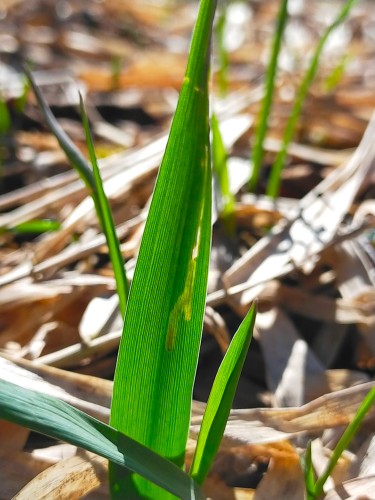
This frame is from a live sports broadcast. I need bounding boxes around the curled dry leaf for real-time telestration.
[355,434,375,477]
[203,305,231,353]
[13,451,108,500]
[255,280,375,325]
[323,475,375,500]
[223,111,375,309]
[255,308,329,407]
[253,454,305,500]
[192,382,375,447]
[0,451,52,500]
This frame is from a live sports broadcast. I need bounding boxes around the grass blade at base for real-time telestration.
[190,303,256,484]
[109,0,216,498]
[302,441,315,500]
[0,380,205,500]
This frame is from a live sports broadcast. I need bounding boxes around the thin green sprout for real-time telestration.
[80,95,129,316]
[216,6,229,97]
[249,0,289,193]
[311,386,375,499]
[211,112,235,233]
[25,68,129,316]
[267,0,358,198]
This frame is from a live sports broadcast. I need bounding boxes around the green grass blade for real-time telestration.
[5,219,61,234]
[25,69,129,314]
[249,0,288,193]
[215,7,229,96]
[80,95,129,316]
[0,379,205,500]
[266,0,358,198]
[109,0,216,497]
[15,74,31,113]
[324,54,351,92]
[211,112,235,233]
[110,55,122,90]
[189,303,256,484]
[25,68,95,194]
[302,441,315,500]
[0,95,11,134]
[312,386,375,499]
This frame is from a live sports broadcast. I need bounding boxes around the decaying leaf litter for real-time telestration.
[1,0,375,498]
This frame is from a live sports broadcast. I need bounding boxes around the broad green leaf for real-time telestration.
[250,0,288,192]
[190,303,256,484]
[109,0,216,497]
[267,0,358,198]
[0,379,205,500]
[80,95,129,316]
[25,69,129,315]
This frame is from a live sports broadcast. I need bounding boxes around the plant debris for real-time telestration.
[1,0,375,498]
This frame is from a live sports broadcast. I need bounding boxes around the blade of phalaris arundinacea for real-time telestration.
[109,0,217,498]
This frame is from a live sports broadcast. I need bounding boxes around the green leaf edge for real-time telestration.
[0,379,205,500]
[190,302,256,484]
[109,0,216,496]
[313,385,375,499]
[79,94,129,316]
[302,441,315,500]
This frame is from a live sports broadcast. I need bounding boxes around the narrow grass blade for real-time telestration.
[0,380,205,500]
[25,68,95,194]
[312,386,375,499]
[109,0,216,497]
[25,69,129,314]
[0,219,61,234]
[189,303,256,484]
[267,0,358,198]
[0,95,11,134]
[15,75,31,113]
[249,0,288,193]
[216,7,229,96]
[211,112,235,233]
[324,54,351,92]
[302,441,315,500]
[80,95,129,316]
[110,55,122,90]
